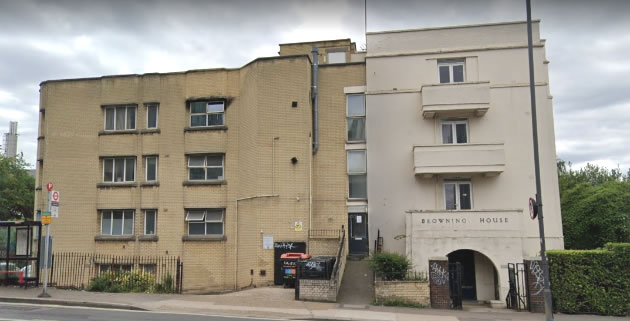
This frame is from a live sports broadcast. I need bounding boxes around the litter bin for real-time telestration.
[298,256,336,279]
[280,252,311,288]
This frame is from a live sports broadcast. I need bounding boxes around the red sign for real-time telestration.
[52,191,59,202]
[529,197,538,220]
[46,183,54,192]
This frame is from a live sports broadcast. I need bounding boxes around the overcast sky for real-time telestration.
[0,0,628,172]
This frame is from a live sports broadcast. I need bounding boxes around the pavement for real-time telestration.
[1,286,629,321]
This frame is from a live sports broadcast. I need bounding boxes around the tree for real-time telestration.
[0,154,35,221]
[557,159,630,249]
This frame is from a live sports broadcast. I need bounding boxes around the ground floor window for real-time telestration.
[101,210,134,235]
[185,208,224,236]
[98,264,132,274]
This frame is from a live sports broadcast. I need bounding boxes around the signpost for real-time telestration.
[39,182,57,298]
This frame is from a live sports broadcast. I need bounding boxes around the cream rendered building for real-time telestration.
[35,39,366,292]
[365,21,564,302]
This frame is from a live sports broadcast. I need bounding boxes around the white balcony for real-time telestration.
[421,81,490,119]
[413,143,505,177]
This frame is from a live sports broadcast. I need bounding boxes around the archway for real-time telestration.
[447,249,499,302]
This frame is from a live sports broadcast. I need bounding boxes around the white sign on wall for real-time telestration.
[263,235,274,249]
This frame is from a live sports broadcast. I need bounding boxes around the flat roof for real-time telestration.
[279,38,351,46]
[367,20,540,35]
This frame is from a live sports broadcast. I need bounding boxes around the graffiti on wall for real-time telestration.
[430,262,449,286]
[529,261,544,295]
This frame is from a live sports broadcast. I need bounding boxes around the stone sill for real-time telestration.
[138,235,159,242]
[98,130,139,136]
[97,182,138,188]
[95,235,136,242]
[182,180,226,186]
[184,126,227,132]
[182,235,226,242]
[140,128,161,134]
[140,182,160,187]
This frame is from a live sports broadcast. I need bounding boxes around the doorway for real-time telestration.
[447,250,476,300]
[348,213,368,255]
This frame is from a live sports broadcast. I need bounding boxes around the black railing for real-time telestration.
[308,229,341,239]
[374,270,428,282]
[506,262,528,311]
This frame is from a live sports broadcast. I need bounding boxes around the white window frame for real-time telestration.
[146,103,159,129]
[440,119,469,144]
[144,209,156,235]
[101,210,135,235]
[190,101,225,127]
[437,59,466,84]
[187,154,225,181]
[346,94,366,142]
[443,181,473,210]
[347,150,367,199]
[185,209,225,236]
[145,156,158,182]
[102,157,136,183]
[104,105,137,131]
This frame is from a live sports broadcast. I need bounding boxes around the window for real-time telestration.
[441,119,468,144]
[438,59,465,83]
[347,150,367,199]
[190,101,224,127]
[186,209,224,235]
[146,104,158,129]
[144,210,156,235]
[101,210,134,235]
[105,105,136,130]
[98,264,132,274]
[188,154,224,180]
[328,51,346,64]
[444,181,472,210]
[145,156,158,181]
[141,264,156,275]
[347,95,365,142]
[103,158,136,183]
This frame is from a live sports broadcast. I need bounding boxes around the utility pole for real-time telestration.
[526,0,553,320]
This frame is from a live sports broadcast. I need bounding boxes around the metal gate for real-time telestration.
[449,262,463,309]
[506,263,528,311]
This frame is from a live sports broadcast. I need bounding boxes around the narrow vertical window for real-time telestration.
[147,104,158,129]
[144,210,156,235]
[347,94,366,142]
[145,156,157,181]
[443,181,472,210]
[348,150,367,199]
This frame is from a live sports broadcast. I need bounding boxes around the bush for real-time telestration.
[548,243,630,316]
[87,270,157,293]
[153,274,175,294]
[368,251,411,280]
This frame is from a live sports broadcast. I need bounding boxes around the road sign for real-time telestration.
[529,197,538,220]
[42,216,51,225]
[50,205,59,218]
[41,211,51,216]
[51,191,59,203]
[46,183,54,192]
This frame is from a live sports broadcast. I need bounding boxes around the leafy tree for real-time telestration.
[557,159,630,249]
[0,154,35,221]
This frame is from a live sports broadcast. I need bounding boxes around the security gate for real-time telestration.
[506,263,528,311]
[449,262,463,309]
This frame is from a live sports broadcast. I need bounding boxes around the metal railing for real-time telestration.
[308,229,341,239]
[374,270,428,282]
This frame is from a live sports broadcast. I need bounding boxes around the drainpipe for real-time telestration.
[311,46,319,153]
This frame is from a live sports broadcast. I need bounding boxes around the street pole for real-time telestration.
[526,0,553,320]
[39,225,50,297]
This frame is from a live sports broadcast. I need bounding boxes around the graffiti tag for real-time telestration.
[430,262,449,286]
[274,242,295,250]
[530,261,544,295]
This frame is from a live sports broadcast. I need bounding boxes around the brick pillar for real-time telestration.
[524,259,544,313]
[429,258,450,309]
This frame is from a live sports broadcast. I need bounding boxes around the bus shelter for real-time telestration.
[0,221,42,286]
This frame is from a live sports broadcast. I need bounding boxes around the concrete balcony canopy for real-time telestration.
[413,143,505,177]
[421,81,490,119]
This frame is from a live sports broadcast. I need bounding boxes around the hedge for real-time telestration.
[548,243,630,316]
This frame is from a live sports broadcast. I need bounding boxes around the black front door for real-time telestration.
[273,242,306,285]
[448,250,477,300]
[348,213,368,255]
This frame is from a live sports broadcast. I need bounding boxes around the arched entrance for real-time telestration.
[447,249,499,302]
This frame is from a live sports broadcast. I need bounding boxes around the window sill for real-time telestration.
[97,182,138,188]
[348,198,368,201]
[140,128,161,134]
[140,182,160,187]
[183,180,227,186]
[182,235,226,242]
[98,130,139,136]
[184,126,228,132]
[346,140,366,144]
[138,235,159,242]
[95,235,136,242]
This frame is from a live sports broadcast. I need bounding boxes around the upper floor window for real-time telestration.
[144,210,156,235]
[347,95,365,142]
[441,119,468,144]
[103,157,135,183]
[328,51,346,64]
[145,156,158,181]
[438,59,465,84]
[190,101,224,127]
[146,104,158,129]
[101,210,134,235]
[444,181,472,210]
[188,154,224,181]
[105,105,136,131]
[186,209,224,235]
[347,150,367,199]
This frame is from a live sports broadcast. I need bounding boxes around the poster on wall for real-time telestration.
[263,235,274,249]
[16,228,29,256]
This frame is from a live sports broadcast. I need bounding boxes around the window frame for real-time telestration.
[146,103,159,129]
[437,59,466,84]
[102,157,136,183]
[328,51,346,64]
[443,181,473,210]
[145,156,158,182]
[100,210,135,235]
[144,209,156,235]
[189,101,225,128]
[440,119,469,144]
[187,154,225,181]
[185,209,225,236]
[347,150,367,199]
[346,94,366,142]
[104,105,137,131]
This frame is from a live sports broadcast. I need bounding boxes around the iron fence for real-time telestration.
[46,252,183,293]
[308,229,341,239]
[506,262,528,311]
[374,270,428,282]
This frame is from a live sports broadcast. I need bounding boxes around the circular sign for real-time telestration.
[529,197,538,220]
[46,182,54,192]
[52,191,59,202]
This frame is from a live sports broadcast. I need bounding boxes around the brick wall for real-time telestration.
[429,259,450,309]
[375,281,430,306]
[297,279,338,302]
[524,259,545,313]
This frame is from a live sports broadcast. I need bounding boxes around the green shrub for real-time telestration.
[153,273,175,294]
[87,270,158,293]
[373,297,426,308]
[368,251,411,280]
[548,243,630,316]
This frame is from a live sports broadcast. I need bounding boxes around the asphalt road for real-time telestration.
[0,303,293,321]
